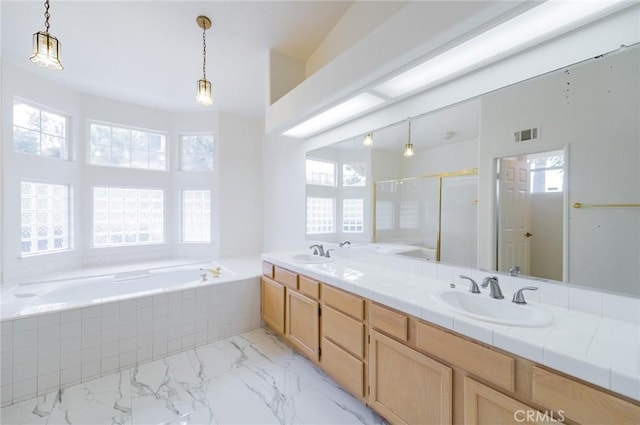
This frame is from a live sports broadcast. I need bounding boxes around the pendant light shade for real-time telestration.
[363,133,374,147]
[30,0,63,71]
[195,16,213,106]
[403,119,415,157]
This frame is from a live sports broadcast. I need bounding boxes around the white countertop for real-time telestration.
[262,250,640,402]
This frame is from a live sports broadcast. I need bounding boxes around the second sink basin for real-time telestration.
[432,290,553,327]
[291,254,332,264]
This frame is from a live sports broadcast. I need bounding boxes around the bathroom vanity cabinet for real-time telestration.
[260,261,640,425]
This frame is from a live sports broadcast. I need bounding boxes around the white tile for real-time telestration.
[37,353,60,375]
[119,350,137,369]
[81,346,101,364]
[436,263,453,282]
[37,313,60,329]
[12,345,37,366]
[61,309,82,323]
[569,287,603,315]
[61,321,81,339]
[101,341,119,359]
[539,282,569,307]
[3,386,56,422]
[37,371,59,395]
[136,332,152,349]
[13,330,37,350]
[13,318,37,333]
[602,293,640,324]
[1,332,12,354]
[37,326,60,344]
[60,367,81,387]
[153,293,168,306]
[1,321,12,336]
[137,345,153,364]
[544,348,610,389]
[81,331,101,349]
[1,350,12,371]
[82,316,102,334]
[12,378,36,403]
[61,336,81,354]
[81,360,99,381]
[611,368,640,401]
[61,350,81,370]
[101,302,119,316]
[452,317,494,345]
[2,367,13,385]
[100,355,119,375]
[82,306,102,320]
[102,326,119,344]
[13,362,37,383]
[137,306,152,322]
[137,296,153,309]
[493,331,544,363]
[1,384,11,407]
[102,314,119,330]
[120,336,137,353]
[153,303,168,318]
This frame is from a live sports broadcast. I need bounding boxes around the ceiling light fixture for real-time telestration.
[374,0,630,98]
[283,93,384,138]
[30,0,63,71]
[363,133,374,147]
[195,15,213,106]
[403,119,414,157]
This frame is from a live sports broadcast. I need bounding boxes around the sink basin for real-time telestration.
[291,254,333,264]
[432,290,553,327]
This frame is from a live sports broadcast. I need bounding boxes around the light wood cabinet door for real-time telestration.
[261,277,285,334]
[369,330,452,425]
[286,290,320,361]
[464,377,560,424]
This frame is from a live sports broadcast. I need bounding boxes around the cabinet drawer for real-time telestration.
[370,303,408,341]
[415,320,514,392]
[274,266,298,289]
[532,366,640,425]
[298,275,320,300]
[321,338,365,398]
[321,284,364,320]
[322,305,365,358]
[262,261,274,278]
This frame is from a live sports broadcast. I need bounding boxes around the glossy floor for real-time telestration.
[0,327,386,425]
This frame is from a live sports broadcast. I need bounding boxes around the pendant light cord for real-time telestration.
[202,28,207,80]
[44,0,51,32]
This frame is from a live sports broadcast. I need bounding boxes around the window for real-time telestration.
[376,201,394,230]
[181,190,211,242]
[306,159,336,186]
[400,201,419,229]
[89,123,166,170]
[342,199,364,233]
[13,100,67,158]
[21,181,69,255]
[306,197,335,234]
[342,163,366,187]
[180,135,214,171]
[93,187,164,246]
[528,150,564,193]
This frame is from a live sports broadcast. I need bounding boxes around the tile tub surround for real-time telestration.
[262,250,640,402]
[1,261,262,407]
[0,327,386,425]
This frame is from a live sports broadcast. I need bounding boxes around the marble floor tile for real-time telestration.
[130,352,208,425]
[46,370,132,425]
[1,327,386,425]
[0,390,57,425]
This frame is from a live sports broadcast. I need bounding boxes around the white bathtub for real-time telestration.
[0,256,262,406]
[12,264,235,305]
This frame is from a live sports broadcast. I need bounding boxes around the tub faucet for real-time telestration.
[338,241,351,248]
[509,265,521,276]
[200,273,208,282]
[309,244,325,256]
[482,276,504,299]
[200,267,221,278]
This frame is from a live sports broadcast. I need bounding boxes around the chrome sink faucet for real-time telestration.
[309,244,325,256]
[482,276,504,299]
[509,265,521,276]
[459,275,480,294]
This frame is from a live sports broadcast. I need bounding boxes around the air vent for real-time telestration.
[514,126,540,143]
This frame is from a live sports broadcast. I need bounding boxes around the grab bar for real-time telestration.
[114,271,150,283]
[573,202,640,209]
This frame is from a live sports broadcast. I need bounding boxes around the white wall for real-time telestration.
[261,133,307,252]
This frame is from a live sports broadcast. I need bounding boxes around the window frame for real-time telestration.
[13,97,70,160]
[179,133,215,172]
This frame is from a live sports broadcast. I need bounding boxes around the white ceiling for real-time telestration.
[1,1,353,116]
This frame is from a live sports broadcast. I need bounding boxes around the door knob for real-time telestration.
[525,232,533,238]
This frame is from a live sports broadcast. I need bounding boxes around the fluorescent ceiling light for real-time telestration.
[284,93,384,138]
[374,0,630,98]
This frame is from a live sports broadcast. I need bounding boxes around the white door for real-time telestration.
[498,158,531,275]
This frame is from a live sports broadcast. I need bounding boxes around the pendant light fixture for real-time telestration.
[403,118,414,157]
[363,133,374,147]
[30,0,63,71]
[195,15,213,106]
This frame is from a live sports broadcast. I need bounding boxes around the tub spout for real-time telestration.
[200,267,221,278]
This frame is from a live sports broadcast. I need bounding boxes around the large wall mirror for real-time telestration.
[305,43,639,297]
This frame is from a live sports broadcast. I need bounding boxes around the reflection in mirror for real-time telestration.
[496,150,565,281]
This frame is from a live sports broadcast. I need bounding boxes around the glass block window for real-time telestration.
[89,123,166,170]
[342,163,366,187]
[306,197,335,234]
[342,199,364,233]
[13,100,66,158]
[180,135,214,171]
[400,201,419,229]
[182,190,211,243]
[20,181,69,255]
[376,201,394,230]
[306,159,336,186]
[93,187,164,246]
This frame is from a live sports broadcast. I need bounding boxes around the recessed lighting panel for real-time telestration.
[283,93,385,138]
[374,0,629,98]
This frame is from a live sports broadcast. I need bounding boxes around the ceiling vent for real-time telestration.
[514,126,540,143]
